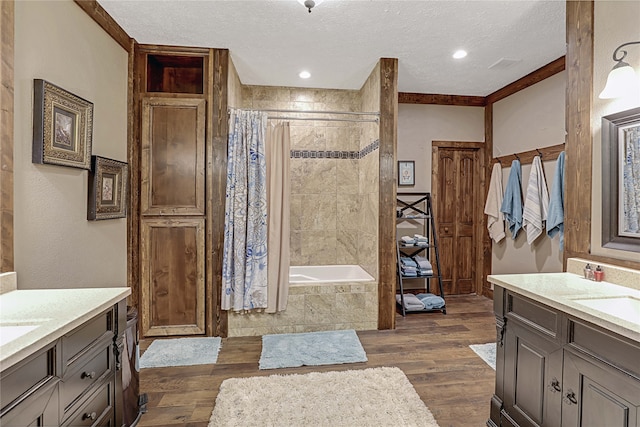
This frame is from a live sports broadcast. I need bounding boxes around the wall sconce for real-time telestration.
[298,0,324,13]
[599,41,640,99]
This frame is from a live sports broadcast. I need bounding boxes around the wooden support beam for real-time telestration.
[398,92,486,107]
[564,2,593,267]
[378,58,398,330]
[0,0,14,272]
[74,0,132,52]
[486,56,566,105]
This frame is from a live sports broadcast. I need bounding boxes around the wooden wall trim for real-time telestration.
[211,49,229,337]
[74,0,132,52]
[433,140,484,149]
[486,56,566,105]
[482,104,493,298]
[564,1,593,267]
[127,40,139,308]
[398,92,486,107]
[378,58,398,330]
[0,0,14,272]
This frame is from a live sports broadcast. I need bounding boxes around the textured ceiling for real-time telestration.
[97,0,566,96]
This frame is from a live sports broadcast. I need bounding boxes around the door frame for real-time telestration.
[431,140,485,296]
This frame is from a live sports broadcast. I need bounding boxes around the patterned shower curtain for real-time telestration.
[222,109,268,311]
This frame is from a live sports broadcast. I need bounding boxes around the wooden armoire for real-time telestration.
[130,45,229,338]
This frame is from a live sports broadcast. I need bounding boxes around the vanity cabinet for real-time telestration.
[491,285,640,427]
[0,300,126,427]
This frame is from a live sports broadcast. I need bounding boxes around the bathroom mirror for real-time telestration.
[601,106,640,253]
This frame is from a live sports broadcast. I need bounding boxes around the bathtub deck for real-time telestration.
[138,294,496,427]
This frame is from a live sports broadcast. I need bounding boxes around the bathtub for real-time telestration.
[228,265,378,337]
[289,265,374,283]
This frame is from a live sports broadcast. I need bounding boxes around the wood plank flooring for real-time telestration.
[137,294,496,427]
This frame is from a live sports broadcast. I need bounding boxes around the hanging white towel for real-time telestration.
[523,156,550,244]
[484,162,505,243]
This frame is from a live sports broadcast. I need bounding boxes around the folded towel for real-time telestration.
[501,160,524,239]
[547,152,565,250]
[396,294,425,310]
[416,293,445,309]
[523,156,550,244]
[413,256,432,270]
[400,257,418,268]
[401,236,416,244]
[484,162,505,243]
[414,234,428,242]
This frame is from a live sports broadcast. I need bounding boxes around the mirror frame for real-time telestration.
[601,106,640,253]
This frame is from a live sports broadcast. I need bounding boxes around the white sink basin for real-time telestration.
[0,324,40,346]
[572,296,640,325]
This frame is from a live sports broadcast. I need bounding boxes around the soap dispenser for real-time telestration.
[584,263,593,280]
[594,265,604,282]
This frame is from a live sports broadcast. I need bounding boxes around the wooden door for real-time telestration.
[140,98,206,337]
[432,142,483,295]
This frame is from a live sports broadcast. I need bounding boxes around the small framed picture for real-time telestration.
[398,160,415,186]
[32,79,93,169]
[88,156,128,220]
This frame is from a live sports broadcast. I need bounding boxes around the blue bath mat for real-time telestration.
[140,337,222,368]
[259,329,367,370]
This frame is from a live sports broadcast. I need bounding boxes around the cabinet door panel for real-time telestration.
[562,351,640,427]
[141,98,205,216]
[504,323,563,427]
[141,217,205,336]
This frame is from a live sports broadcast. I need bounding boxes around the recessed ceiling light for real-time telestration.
[453,50,468,59]
[299,71,311,79]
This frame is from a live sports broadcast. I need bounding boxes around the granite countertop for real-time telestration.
[0,287,131,371]
[488,272,640,343]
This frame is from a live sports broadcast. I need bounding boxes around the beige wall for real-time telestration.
[397,104,485,193]
[591,0,640,263]
[492,72,566,274]
[14,1,128,288]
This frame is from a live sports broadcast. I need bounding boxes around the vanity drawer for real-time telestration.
[63,381,113,427]
[506,291,561,339]
[568,318,640,377]
[0,342,56,413]
[62,308,114,370]
[61,344,113,413]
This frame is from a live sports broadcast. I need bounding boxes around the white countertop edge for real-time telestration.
[488,273,640,343]
[0,287,131,371]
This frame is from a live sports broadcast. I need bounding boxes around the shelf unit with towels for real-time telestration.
[396,192,446,316]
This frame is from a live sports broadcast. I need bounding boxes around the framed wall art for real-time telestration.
[398,160,415,186]
[33,79,93,169]
[601,106,640,252]
[88,156,128,220]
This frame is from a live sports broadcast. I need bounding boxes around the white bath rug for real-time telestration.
[139,337,221,368]
[209,367,440,427]
[470,342,496,370]
[259,329,367,370]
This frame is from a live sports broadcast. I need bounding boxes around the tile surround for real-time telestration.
[227,281,379,337]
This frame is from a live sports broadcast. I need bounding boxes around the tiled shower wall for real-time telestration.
[241,85,379,273]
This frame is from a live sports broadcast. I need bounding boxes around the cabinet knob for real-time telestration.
[548,378,561,393]
[563,390,578,405]
[81,371,96,380]
[82,412,97,421]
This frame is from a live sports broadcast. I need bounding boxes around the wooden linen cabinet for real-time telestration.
[136,48,210,338]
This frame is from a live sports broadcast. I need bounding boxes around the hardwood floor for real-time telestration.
[137,294,496,427]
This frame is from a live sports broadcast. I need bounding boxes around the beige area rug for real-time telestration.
[209,366,440,427]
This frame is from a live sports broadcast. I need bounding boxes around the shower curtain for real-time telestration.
[266,121,291,313]
[222,110,269,311]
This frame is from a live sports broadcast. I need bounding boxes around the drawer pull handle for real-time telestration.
[82,412,97,421]
[549,378,561,393]
[81,371,96,380]
[563,390,578,405]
